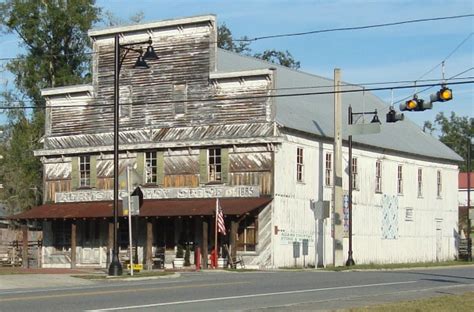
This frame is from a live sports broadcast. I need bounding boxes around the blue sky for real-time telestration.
[1,0,472,130]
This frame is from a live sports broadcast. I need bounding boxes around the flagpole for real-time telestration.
[214,198,218,269]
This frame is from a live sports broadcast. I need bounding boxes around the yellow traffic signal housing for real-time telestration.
[437,87,452,102]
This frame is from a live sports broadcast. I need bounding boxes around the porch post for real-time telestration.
[107,221,114,267]
[202,218,208,268]
[230,220,238,259]
[22,223,28,268]
[146,218,153,270]
[71,221,77,269]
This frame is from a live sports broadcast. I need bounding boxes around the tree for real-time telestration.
[217,24,301,69]
[426,112,473,172]
[0,0,100,212]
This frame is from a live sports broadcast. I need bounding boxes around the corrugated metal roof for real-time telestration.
[10,198,272,220]
[216,49,463,162]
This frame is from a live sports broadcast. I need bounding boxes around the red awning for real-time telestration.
[10,197,272,220]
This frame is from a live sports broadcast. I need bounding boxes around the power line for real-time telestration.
[416,32,473,81]
[241,14,474,41]
[0,75,471,106]
[0,80,472,110]
[1,14,473,62]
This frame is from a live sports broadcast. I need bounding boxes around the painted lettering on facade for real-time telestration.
[55,186,260,203]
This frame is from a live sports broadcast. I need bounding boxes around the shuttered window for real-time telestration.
[208,148,222,182]
[325,153,332,186]
[375,160,382,193]
[145,152,157,184]
[80,156,91,187]
[397,165,403,195]
[352,157,358,190]
[296,147,304,182]
[417,168,423,197]
[437,170,442,198]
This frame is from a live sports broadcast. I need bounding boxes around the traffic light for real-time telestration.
[399,95,433,112]
[430,86,453,103]
[386,108,404,123]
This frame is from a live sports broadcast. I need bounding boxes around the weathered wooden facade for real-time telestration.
[14,14,462,269]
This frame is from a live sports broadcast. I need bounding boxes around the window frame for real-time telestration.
[437,170,442,198]
[296,147,304,182]
[208,148,222,182]
[397,165,403,195]
[145,151,158,184]
[375,160,382,193]
[79,155,91,188]
[325,152,332,186]
[417,168,423,197]
[173,83,187,116]
[237,215,258,253]
[351,157,358,190]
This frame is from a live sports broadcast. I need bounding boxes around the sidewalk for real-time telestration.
[0,267,103,290]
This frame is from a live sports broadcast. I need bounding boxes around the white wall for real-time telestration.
[273,132,459,267]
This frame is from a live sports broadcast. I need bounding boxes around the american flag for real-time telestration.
[216,198,226,235]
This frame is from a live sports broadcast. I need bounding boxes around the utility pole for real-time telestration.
[333,68,344,267]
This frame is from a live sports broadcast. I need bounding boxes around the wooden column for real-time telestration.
[71,221,77,269]
[230,220,238,258]
[202,218,208,269]
[146,219,153,270]
[107,221,114,267]
[22,224,28,268]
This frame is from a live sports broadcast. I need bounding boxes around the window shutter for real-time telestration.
[90,155,97,188]
[71,157,79,190]
[199,149,208,184]
[221,148,229,183]
[136,152,145,184]
[157,151,164,185]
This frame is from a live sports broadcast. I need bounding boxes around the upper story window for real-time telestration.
[397,165,403,195]
[351,157,358,190]
[173,83,187,115]
[79,155,90,187]
[375,160,382,193]
[417,168,423,197]
[208,148,222,182]
[325,152,332,186]
[145,152,157,184]
[296,147,304,182]
[437,170,442,198]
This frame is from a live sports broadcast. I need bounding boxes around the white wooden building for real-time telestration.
[13,15,462,269]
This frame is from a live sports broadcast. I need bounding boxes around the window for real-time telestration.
[173,83,187,115]
[296,147,304,182]
[351,157,358,190]
[375,160,382,193]
[208,148,222,182]
[119,85,132,118]
[79,156,90,187]
[325,153,332,186]
[145,152,157,184]
[437,170,442,197]
[237,215,257,252]
[52,220,71,249]
[417,168,423,197]
[397,165,403,195]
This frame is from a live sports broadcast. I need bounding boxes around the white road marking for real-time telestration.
[86,280,417,311]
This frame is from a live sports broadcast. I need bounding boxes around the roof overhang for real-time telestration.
[9,197,272,220]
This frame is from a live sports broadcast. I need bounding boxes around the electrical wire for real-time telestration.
[0,14,472,62]
[0,80,472,110]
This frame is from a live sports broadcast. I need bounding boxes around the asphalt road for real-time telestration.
[0,266,473,311]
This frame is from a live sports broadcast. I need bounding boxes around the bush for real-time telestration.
[176,244,184,258]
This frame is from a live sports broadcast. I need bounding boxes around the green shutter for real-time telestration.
[71,156,79,190]
[199,149,208,184]
[221,148,229,183]
[157,151,164,185]
[136,152,145,184]
[90,155,97,188]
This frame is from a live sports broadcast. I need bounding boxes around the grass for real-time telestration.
[344,291,474,311]
[321,260,474,272]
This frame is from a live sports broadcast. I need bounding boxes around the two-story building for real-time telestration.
[13,15,462,269]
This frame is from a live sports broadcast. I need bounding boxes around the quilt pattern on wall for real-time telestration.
[381,194,398,239]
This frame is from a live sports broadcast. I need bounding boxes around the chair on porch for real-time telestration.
[224,244,245,269]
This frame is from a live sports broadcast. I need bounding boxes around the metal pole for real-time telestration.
[127,166,133,276]
[346,106,355,266]
[108,34,123,276]
[468,139,472,261]
[333,68,344,267]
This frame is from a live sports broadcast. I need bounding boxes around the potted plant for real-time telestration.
[173,244,185,268]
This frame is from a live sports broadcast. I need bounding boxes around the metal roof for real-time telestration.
[216,49,462,162]
[10,198,272,220]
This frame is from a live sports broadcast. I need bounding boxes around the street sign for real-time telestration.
[348,123,381,136]
[293,241,300,259]
[302,239,308,256]
[122,195,140,216]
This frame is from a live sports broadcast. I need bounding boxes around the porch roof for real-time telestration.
[9,197,272,220]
